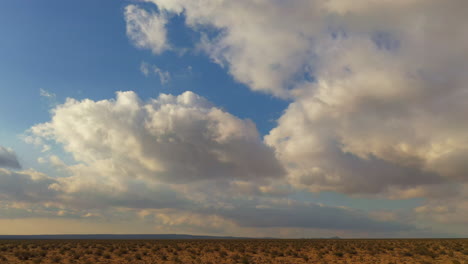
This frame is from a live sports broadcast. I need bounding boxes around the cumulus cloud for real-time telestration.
[121,1,468,233]
[142,0,325,98]
[0,146,21,169]
[28,91,283,185]
[6,91,284,225]
[19,91,290,214]
[130,0,468,199]
[125,5,169,54]
[266,37,468,197]
[264,37,449,195]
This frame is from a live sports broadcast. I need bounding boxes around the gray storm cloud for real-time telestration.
[0,146,21,169]
[0,169,57,202]
[214,202,412,232]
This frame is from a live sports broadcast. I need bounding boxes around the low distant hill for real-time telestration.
[0,234,344,240]
[0,234,254,240]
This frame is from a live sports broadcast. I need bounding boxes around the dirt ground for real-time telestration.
[0,239,467,264]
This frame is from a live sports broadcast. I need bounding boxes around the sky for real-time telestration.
[0,0,467,238]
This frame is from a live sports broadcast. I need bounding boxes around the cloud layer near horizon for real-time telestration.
[0,91,416,237]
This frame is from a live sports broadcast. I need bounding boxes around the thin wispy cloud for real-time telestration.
[140,62,171,84]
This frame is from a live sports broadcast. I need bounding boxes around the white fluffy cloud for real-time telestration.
[133,0,468,196]
[125,5,169,54]
[0,146,21,169]
[23,91,286,213]
[265,36,468,195]
[10,91,285,222]
[132,0,329,97]
[28,91,283,186]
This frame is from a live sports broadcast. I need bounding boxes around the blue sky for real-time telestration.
[0,0,467,237]
[0,0,287,171]
[0,0,286,135]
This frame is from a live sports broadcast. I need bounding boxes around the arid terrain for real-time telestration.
[0,239,467,264]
